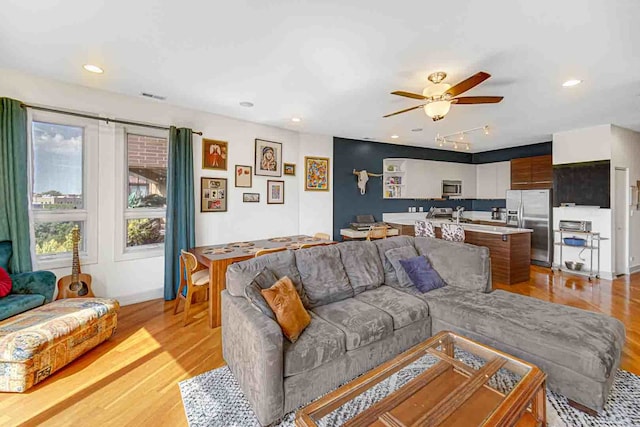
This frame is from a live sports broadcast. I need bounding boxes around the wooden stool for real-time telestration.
[441,223,466,242]
[174,250,209,326]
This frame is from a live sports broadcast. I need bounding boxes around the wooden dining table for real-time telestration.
[190,234,334,328]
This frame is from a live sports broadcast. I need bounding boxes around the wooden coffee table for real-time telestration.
[295,331,547,427]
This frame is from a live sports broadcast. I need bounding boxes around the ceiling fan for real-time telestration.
[384,71,503,121]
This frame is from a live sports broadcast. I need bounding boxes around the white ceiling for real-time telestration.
[1,0,640,152]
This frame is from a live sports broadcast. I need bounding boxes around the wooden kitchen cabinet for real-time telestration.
[511,155,552,190]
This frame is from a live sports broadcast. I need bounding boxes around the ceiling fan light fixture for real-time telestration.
[424,100,451,121]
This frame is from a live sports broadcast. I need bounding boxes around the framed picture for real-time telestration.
[202,139,228,171]
[243,193,260,203]
[304,156,330,191]
[201,177,227,212]
[235,165,252,187]
[255,139,282,177]
[284,163,296,176]
[267,180,285,204]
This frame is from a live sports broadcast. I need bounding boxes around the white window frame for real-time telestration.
[28,110,99,270]
[115,124,168,261]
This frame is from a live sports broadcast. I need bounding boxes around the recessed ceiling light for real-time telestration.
[239,101,254,107]
[83,64,104,74]
[291,117,301,122]
[411,128,423,132]
[562,79,582,87]
[391,135,399,139]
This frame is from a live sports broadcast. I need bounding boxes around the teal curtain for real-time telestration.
[164,127,195,300]
[0,98,32,273]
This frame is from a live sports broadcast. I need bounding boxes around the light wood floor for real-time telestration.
[2,266,639,426]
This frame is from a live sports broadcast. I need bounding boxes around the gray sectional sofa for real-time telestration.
[222,236,625,426]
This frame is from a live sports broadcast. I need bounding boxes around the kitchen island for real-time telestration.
[383,213,532,285]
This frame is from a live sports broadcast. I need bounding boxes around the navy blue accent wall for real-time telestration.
[332,138,552,238]
[471,142,552,164]
[471,199,506,211]
[333,137,472,239]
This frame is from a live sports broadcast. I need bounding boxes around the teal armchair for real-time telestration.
[0,240,56,321]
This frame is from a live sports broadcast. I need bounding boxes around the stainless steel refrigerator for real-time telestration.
[506,189,553,266]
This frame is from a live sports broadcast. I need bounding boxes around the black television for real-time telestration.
[552,160,610,208]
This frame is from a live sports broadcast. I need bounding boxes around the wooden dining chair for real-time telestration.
[313,232,330,241]
[366,225,388,241]
[254,247,288,257]
[299,242,336,249]
[174,250,209,326]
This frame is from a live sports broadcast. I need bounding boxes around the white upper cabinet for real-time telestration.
[383,158,478,199]
[476,161,511,199]
[495,161,511,199]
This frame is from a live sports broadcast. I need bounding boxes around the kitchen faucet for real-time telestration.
[455,206,465,224]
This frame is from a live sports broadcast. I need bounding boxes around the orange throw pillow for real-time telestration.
[261,276,311,342]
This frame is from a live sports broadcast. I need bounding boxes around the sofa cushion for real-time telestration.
[399,256,446,293]
[373,236,415,286]
[0,241,11,272]
[354,286,429,330]
[226,250,307,305]
[283,312,346,377]
[413,237,491,293]
[337,241,384,294]
[384,246,419,288]
[261,277,311,343]
[424,288,625,382]
[243,268,278,320]
[312,298,393,351]
[0,294,45,321]
[295,245,353,308]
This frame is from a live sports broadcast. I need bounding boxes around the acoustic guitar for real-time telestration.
[56,226,94,299]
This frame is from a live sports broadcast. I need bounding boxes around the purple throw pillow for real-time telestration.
[399,256,446,293]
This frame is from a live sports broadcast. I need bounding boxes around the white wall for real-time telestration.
[552,124,612,165]
[298,133,334,238]
[0,68,333,304]
[611,125,640,273]
[552,125,614,278]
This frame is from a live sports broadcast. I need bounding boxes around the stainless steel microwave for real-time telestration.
[442,180,462,197]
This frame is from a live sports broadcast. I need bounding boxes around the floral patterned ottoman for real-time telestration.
[0,298,119,392]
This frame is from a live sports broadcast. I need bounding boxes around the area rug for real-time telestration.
[179,351,639,427]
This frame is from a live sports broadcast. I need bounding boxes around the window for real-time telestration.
[116,127,168,259]
[29,112,98,267]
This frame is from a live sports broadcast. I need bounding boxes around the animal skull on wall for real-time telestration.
[352,169,383,195]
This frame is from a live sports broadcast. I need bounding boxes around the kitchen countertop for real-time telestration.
[382,213,532,235]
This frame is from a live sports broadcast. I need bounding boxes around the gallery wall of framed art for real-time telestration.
[267,180,285,204]
[235,165,252,187]
[201,177,227,212]
[255,139,282,177]
[202,139,228,170]
[304,156,330,191]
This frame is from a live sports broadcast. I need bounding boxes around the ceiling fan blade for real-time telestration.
[444,72,491,97]
[452,96,503,104]
[383,105,424,118]
[391,91,427,100]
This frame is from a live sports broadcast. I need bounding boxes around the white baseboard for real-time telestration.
[112,288,164,306]
[629,265,640,275]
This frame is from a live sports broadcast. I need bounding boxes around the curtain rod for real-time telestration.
[20,104,203,136]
